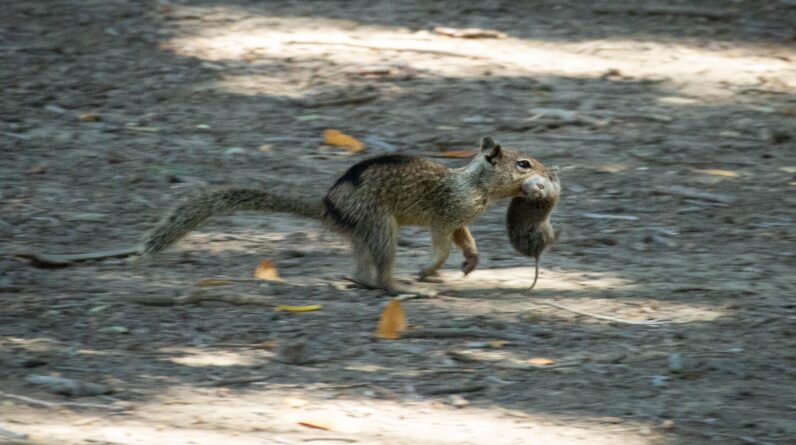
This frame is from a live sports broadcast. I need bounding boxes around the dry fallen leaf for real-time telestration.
[78,113,101,122]
[298,419,332,431]
[254,260,283,281]
[274,305,322,313]
[284,397,310,408]
[195,278,233,287]
[692,168,739,177]
[26,164,48,175]
[429,150,477,158]
[376,299,407,340]
[323,129,365,152]
[526,357,555,366]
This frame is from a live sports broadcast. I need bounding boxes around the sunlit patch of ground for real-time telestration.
[4,387,664,445]
[161,347,275,367]
[424,267,732,324]
[160,6,795,100]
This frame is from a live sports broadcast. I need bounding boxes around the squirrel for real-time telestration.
[142,137,550,292]
[506,165,561,290]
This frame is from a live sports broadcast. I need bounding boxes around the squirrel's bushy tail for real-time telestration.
[143,188,320,255]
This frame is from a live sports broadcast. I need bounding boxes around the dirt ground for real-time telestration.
[2,1,796,444]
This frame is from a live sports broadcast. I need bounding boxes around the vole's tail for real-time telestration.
[143,188,320,255]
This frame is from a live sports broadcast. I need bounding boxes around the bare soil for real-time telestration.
[2,1,795,444]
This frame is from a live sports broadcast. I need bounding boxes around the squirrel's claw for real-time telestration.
[461,253,480,277]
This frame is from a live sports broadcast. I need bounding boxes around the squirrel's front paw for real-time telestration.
[461,253,480,277]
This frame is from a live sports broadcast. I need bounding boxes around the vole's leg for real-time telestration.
[453,226,479,276]
[419,226,453,280]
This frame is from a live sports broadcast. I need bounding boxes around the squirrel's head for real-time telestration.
[475,137,552,199]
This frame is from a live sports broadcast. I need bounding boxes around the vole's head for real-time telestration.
[521,165,561,201]
[475,137,551,199]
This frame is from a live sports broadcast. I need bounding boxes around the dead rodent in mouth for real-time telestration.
[506,166,561,290]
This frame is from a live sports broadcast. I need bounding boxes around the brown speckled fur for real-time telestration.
[142,137,547,292]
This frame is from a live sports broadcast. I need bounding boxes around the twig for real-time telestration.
[630,152,752,167]
[285,40,485,59]
[530,133,614,142]
[14,246,142,267]
[579,212,640,221]
[593,5,736,20]
[652,185,735,205]
[199,375,273,387]
[119,291,277,307]
[402,328,527,342]
[303,437,357,443]
[0,390,126,411]
[538,301,666,326]
[433,26,507,39]
[420,383,487,396]
[300,93,380,108]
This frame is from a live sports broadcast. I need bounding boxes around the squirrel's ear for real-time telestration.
[484,144,502,166]
[480,137,497,152]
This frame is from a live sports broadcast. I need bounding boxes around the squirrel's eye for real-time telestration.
[517,160,532,169]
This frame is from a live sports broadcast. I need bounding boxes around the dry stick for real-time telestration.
[538,301,666,326]
[199,375,273,387]
[402,328,528,342]
[118,291,277,307]
[285,40,486,59]
[14,246,142,267]
[652,185,735,205]
[0,390,126,411]
[629,152,752,167]
[300,93,380,108]
[593,5,736,20]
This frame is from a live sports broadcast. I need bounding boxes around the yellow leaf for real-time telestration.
[274,305,322,313]
[429,150,477,158]
[526,357,555,366]
[284,397,310,408]
[195,278,233,287]
[254,260,283,281]
[376,299,407,340]
[488,340,509,348]
[323,129,365,152]
[598,163,629,173]
[78,112,101,122]
[692,168,739,177]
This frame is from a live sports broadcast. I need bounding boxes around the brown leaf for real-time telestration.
[323,129,365,152]
[78,113,101,122]
[26,164,48,175]
[274,305,322,312]
[526,357,555,366]
[284,397,310,408]
[254,260,283,281]
[376,299,407,340]
[692,168,739,177]
[298,419,332,431]
[195,278,233,287]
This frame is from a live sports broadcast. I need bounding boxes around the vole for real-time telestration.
[506,166,561,290]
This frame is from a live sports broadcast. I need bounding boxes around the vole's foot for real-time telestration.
[461,252,480,277]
